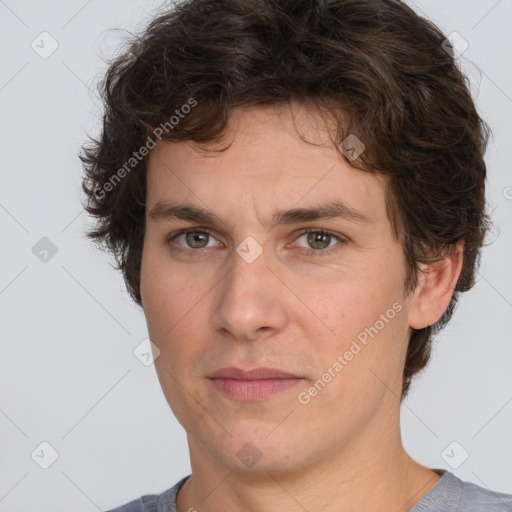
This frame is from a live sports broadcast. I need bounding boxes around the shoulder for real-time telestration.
[411,470,512,512]
[457,476,512,512]
[103,475,189,512]
[104,494,158,512]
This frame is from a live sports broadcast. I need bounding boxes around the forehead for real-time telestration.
[145,105,389,231]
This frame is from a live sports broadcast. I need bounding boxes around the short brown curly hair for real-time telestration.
[80,0,491,400]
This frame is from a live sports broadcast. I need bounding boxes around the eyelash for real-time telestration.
[167,227,347,257]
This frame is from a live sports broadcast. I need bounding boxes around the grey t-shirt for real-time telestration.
[105,469,512,511]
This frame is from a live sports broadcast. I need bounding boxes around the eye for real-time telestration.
[293,229,346,255]
[167,227,346,256]
[169,228,221,250]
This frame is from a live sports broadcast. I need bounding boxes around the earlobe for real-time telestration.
[408,240,464,330]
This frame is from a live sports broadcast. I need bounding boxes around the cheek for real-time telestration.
[305,260,408,379]
[141,237,192,309]
[140,250,189,344]
[140,248,216,365]
[307,262,403,334]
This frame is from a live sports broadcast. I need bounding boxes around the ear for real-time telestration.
[407,240,464,330]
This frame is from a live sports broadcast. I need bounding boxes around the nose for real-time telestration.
[211,247,289,342]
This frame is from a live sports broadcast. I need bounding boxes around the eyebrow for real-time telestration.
[148,200,372,229]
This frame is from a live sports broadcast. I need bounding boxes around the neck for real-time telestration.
[176,419,441,512]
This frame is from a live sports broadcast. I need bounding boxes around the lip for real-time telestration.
[208,367,304,401]
[208,367,300,380]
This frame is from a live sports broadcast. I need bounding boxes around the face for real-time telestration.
[140,104,415,475]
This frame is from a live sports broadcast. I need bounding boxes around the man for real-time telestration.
[81,0,512,510]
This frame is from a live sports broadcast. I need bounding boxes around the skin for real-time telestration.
[140,103,464,512]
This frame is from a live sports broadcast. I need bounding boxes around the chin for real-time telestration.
[200,424,312,475]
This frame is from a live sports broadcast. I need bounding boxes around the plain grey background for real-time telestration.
[0,0,511,510]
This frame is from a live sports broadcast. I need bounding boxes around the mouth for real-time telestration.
[207,367,305,401]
